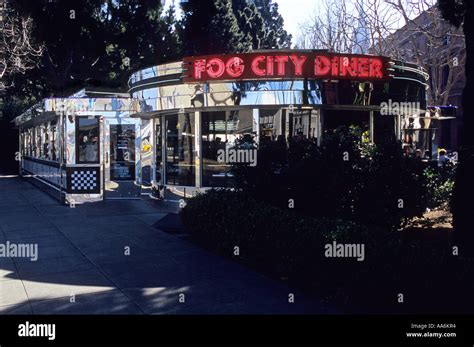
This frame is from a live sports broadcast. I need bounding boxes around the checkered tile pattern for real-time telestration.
[71,170,97,191]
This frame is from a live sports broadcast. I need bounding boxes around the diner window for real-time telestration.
[20,133,24,157]
[51,120,57,161]
[29,128,34,157]
[43,124,49,160]
[35,127,41,158]
[22,132,26,157]
[202,109,255,187]
[25,130,30,157]
[374,112,396,144]
[76,117,100,164]
[259,109,285,142]
[165,112,195,186]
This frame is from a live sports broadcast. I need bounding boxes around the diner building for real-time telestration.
[15,50,440,204]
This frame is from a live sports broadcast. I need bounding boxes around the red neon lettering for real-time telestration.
[358,58,370,78]
[289,55,307,76]
[274,56,289,76]
[266,56,274,75]
[251,55,266,76]
[194,59,207,80]
[370,58,383,78]
[226,57,244,78]
[314,56,331,76]
[206,58,225,78]
[191,53,384,81]
[340,57,357,77]
[332,57,339,76]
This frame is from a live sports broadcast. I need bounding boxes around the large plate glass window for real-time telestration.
[201,109,255,187]
[165,112,195,186]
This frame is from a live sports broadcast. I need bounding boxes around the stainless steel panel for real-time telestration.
[65,115,76,164]
[140,119,153,187]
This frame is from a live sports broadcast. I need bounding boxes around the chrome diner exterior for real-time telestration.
[16,50,431,204]
[129,50,429,200]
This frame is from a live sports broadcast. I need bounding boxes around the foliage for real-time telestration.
[182,189,474,312]
[9,0,180,97]
[423,164,456,209]
[179,0,292,55]
[232,126,427,230]
[233,0,292,50]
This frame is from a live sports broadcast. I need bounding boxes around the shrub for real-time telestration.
[182,189,474,313]
[232,126,426,230]
[423,164,456,209]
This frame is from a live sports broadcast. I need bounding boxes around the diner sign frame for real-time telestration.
[182,51,392,83]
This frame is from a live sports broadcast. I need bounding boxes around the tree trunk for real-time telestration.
[452,1,474,255]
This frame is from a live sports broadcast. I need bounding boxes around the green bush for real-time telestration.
[423,164,456,209]
[232,126,427,230]
[182,189,474,312]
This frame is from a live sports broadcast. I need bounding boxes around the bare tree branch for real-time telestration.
[296,0,465,107]
[0,8,44,93]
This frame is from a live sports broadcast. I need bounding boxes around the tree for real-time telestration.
[295,0,361,52]
[9,0,179,97]
[180,0,292,55]
[11,0,109,96]
[233,1,266,50]
[104,0,181,83]
[0,7,43,93]
[180,0,249,55]
[297,0,465,112]
[234,0,292,50]
[381,0,465,107]
[438,0,474,255]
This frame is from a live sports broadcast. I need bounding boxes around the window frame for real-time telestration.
[75,116,101,164]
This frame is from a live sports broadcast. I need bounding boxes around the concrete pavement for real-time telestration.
[0,176,332,314]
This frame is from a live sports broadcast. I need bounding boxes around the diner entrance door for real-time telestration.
[104,118,141,199]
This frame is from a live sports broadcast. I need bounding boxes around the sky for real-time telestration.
[276,0,320,40]
[163,0,319,43]
[162,0,434,45]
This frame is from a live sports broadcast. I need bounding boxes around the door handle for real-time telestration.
[106,152,109,164]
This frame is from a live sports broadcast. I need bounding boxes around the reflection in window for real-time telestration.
[51,120,58,161]
[32,128,36,157]
[259,109,285,142]
[35,126,41,158]
[259,109,319,144]
[374,112,396,144]
[43,125,49,160]
[202,109,254,187]
[110,124,136,180]
[166,113,195,186]
[402,116,436,158]
[77,117,100,163]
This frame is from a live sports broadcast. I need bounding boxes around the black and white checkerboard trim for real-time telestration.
[71,170,97,191]
[66,167,100,194]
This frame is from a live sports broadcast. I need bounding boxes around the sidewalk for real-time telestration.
[0,176,334,314]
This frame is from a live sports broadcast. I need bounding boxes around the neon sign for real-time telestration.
[183,51,390,83]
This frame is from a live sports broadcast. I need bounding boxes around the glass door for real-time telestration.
[104,118,141,199]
